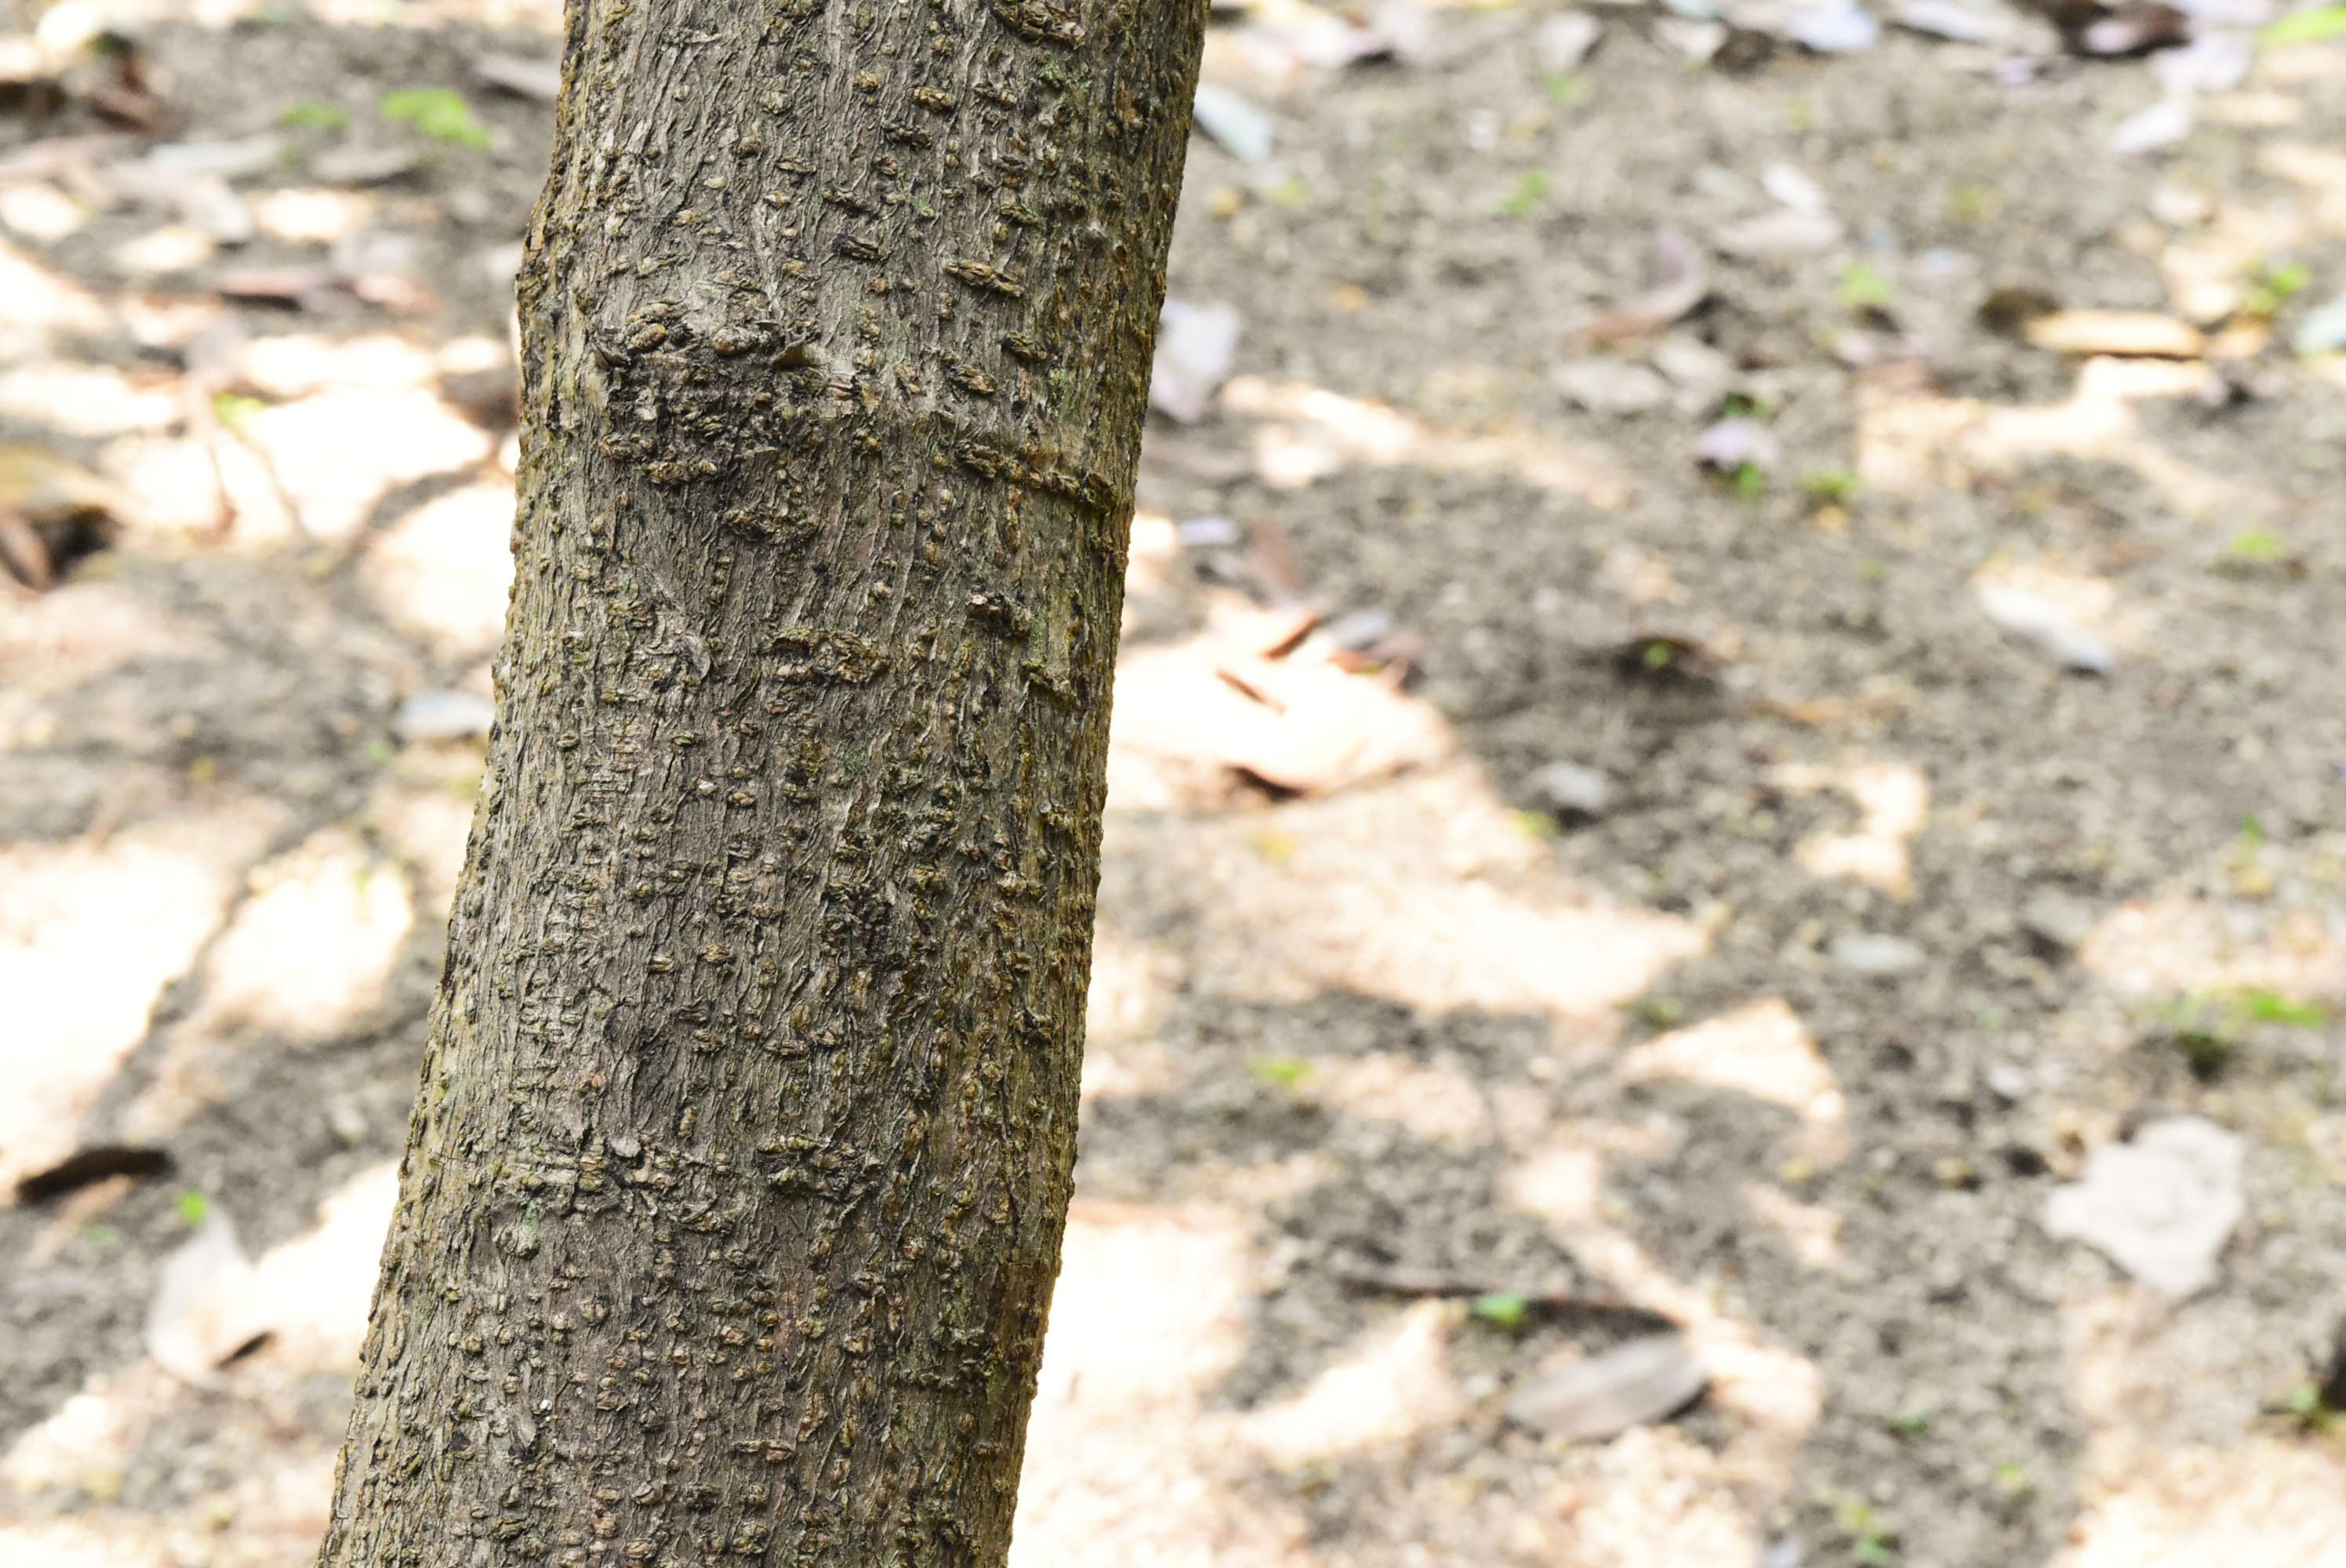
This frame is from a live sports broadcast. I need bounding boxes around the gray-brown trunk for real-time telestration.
[317,0,1204,1560]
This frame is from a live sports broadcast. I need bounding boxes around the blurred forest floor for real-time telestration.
[4,0,2346,1563]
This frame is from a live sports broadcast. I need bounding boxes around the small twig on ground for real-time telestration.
[1324,1260,1672,1326]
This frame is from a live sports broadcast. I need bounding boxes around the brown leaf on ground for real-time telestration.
[214,266,344,308]
[83,82,165,130]
[1573,229,1709,348]
[15,1145,173,1205]
[0,445,131,587]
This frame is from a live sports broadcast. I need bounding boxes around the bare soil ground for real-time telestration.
[4,1,2346,1565]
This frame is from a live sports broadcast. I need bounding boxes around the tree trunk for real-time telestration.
[318,0,1204,1562]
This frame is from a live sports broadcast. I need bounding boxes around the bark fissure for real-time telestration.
[316,0,1204,1562]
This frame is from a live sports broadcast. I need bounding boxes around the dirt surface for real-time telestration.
[5,0,2346,1564]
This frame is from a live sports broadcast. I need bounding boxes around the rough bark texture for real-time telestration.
[316,0,1204,1563]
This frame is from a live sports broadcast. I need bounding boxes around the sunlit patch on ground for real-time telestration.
[361,779,476,906]
[191,828,411,1039]
[0,801,285,1191]
[1743,1181,1845,1270]
[98,432,275,539]
[237,332,441,397]
[1616,997,1847,1161]
[247,189,376,247]
[2053,1285,2346,1568]
[1107,761,1705,1022]
[2053,1442,2346,1568]
[0,238,107,355]
[0,363,182,437]
[1222,375,1636,509]
[359,477,516,652]
[1014,1203,1310,1568]
[240,387,491,542]
[0,181,87,242]
[121,829,413,1138]
[1857,355,2275,524]
[1294,1052,1494,1145]
[2081,896,2346,1001]
[1078,931,1186,1102]
[1236,1298,1465,1468]
[1769,757,1929,899]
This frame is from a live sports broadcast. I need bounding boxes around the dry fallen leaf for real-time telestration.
[214,264,345,307]
[1574,229,1709,348]
[474,52,563,102]
[1109,596,1451,804]
[1503,1333,1708,1441]
[16,1144,174,1204]
[0,444,132,589]
[2042,1116,2244,1298]
[2070,0,2187,55]
[1211,649,1447,795]
[1975,583,2113,673]
[0,510,52,590]
[147,1210,270,1386]
[1151,300,1241,423]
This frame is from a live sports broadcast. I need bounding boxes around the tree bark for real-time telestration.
[318,0,1204,1563]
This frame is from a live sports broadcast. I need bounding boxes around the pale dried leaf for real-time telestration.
[146,1210,267,1386]
[1504,1334,1707,1441]
[2043,1117,2245,1298]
